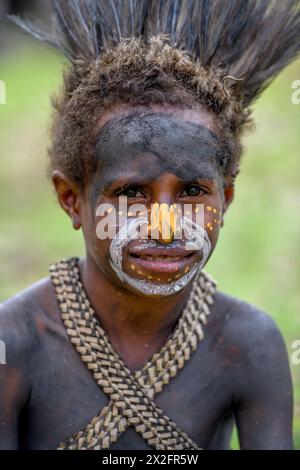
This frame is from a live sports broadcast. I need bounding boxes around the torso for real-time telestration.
[1,266,293,450]
[13,275,240,450]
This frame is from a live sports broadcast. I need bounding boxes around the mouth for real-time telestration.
[127,243,199,274]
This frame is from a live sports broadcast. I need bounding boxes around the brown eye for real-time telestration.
[118,186,144,198]
[183,184,204,197]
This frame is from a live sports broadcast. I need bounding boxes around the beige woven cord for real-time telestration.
[49,257,217,450]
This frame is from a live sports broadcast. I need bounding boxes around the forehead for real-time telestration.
[95,102,220,134]
[92,104,227,188]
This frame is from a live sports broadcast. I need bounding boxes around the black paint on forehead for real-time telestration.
[91,112,228,201]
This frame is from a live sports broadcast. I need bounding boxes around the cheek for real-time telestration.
[204,203,222,248]
[80,204,112,264]
[93,217,116,263]
[94,237,111,258]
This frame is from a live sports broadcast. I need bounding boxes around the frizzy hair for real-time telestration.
[8,0,300,187]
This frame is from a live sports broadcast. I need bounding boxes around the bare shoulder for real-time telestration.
[212,289,285,341]
[0,277,64,445]
[209,289,290,375]
[210,292,293,449]
[0,277,60,363]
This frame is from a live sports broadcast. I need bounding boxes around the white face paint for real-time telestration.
[109,216,211,296]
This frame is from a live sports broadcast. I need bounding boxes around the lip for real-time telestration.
[127,240,199,273]
[128,252,197,274]
[129,245,195,257]
[128,238,196,255]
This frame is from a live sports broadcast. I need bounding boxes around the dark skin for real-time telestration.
[0,103,294,450]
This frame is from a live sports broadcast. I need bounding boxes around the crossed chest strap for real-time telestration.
[49,257,217,450]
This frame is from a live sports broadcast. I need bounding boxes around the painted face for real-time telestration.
[90,112,228,204]
[82,111,226,297]
[108,215,212,295]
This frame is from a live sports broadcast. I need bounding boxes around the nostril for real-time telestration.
[157,235,174,245]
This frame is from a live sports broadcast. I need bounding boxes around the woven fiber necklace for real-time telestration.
[49,257,217,450]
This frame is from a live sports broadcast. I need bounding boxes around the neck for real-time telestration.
[79,253,194,370]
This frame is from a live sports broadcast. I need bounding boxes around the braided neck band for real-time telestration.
[49,257,217,450]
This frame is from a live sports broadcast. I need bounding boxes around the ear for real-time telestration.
[220,184,235,228]
[52,170,82,230]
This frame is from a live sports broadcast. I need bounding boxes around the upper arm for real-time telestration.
[232,308,293,449]
[0,303,32,449]
[0,364,25,449]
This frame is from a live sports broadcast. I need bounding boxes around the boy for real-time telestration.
[0,0,299,450]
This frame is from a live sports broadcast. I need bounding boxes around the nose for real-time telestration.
[146,173,180,244]
[148,203,179,244]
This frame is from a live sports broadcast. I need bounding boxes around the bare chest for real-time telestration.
[22,327,233,450]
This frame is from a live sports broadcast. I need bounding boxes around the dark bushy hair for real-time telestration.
[9,0,300,187]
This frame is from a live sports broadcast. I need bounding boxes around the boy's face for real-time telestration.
[53,103,234,297]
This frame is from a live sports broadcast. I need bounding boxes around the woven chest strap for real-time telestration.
[49,257,217,450]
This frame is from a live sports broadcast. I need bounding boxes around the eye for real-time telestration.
[180,184,206,197]
[116,185,145,199]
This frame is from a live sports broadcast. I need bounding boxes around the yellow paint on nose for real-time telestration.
[148,203,178,244]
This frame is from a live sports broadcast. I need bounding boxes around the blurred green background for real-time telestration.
[0,37,299,448]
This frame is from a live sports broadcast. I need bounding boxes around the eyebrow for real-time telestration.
[102,172,218,191]
[177,171,217,183]
[102,174,161,190]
